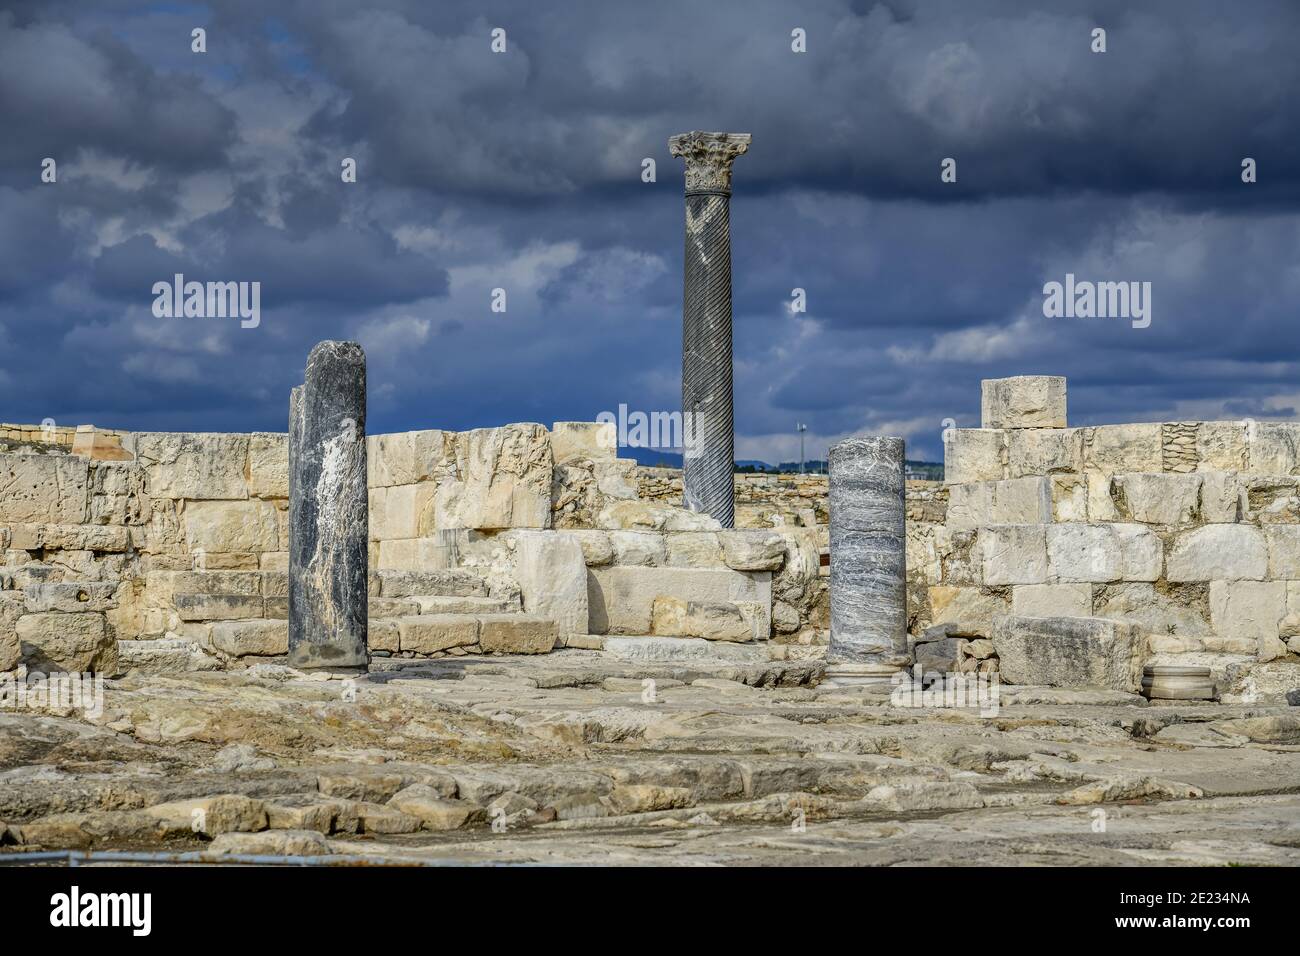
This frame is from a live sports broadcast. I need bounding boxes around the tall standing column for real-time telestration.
[825,436,909,686]
[670,130,750,528]
[289,341,369,671]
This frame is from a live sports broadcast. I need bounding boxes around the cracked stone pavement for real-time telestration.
[2,650,1298,865]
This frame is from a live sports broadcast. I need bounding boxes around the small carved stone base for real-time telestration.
[1141,665,1214,700]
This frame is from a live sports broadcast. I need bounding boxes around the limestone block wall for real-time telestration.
[923,376,1300,681]
[638,468,830,528]
[0,430,289,671]
[2,417,804,668]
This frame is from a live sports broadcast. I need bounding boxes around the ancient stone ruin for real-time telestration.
[0,136,1296,868]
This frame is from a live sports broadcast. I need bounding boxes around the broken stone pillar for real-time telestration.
[288,341,368,670]
[670,130,751,529]
[825,436,908,686]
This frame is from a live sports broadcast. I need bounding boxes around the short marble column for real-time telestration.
[825,436,909,686]
[288,341,368,671]
[669,130,750,529]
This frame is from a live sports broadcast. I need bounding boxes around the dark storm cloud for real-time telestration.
[0,0,1297,464]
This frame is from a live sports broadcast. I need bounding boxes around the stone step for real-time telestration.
[174,593,267,622]
[410,594,520,615]
[160,570,287,598]
[372,569,491,599]
[367,593,519,619]
[601,635,768,663]
[207,619,289,657]
[370,613,557,656]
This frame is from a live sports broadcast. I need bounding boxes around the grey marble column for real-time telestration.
[288,341,368,671]
[825,436,909,686]
[669,130,750,529]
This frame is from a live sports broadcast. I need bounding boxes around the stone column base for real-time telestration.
[820,658,908,688]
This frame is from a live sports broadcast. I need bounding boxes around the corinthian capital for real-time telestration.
[669,131,751,195]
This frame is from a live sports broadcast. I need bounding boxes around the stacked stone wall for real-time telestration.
[2,418,815,669]
[925,377,1300,688]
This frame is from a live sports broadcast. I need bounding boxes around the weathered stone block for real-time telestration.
[568,530,614,567]
[432,424,552,530]
[477,615,557,654]
[1196,421,1248,472]
[981,376,1066,429]
[943,429,1005,484]
[1093,583,1211,638]
[1082,424,1163,476]
[1111,473,1202,525]
[183,499,279,553]
[650,596,758,642]
[1199,471,1243,522]
[979,525,1048,585]
[397,615,479,654]
[718,530,785,571]
[1264,525,1300,579]
[15,611,117,673]
[0,454,90,524]
[1006,428,1083,478]
[927,585,1009,636]
[514,530,588,635]
[23,582,117,614]
[1208,580,1285,649]
[587,566,770,636]
[70,426,132,461]
[246,433,288,499]
[1,594,22,671]
[375,537,457,572]
[946,477,1050,531]
[664,532,724,567]
[610,531,666,566]
[1050,474,1088,521]
[596,500,721,532]
[1249,421,1300,475]
[550,422,617,464]
[376,569,487,598]
[209,619,288,657]
[165,571,262,597]
[174,594,264,621]
[1046,524,1161,583]
[132,432,250,500]
[1167,525,1267,582]
[1011,583,1091,618]
[370,619,400,652]
[992,615,1146,691]
[368,483,435,541]
[366,429,450,488]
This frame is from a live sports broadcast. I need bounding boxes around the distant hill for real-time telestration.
[625,448,942,479]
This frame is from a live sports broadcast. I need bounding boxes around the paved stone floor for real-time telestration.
[2,650,1298,865]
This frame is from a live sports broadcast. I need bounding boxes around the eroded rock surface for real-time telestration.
[1,649,1296,866]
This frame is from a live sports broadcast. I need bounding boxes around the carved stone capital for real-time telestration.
[669,131,751,195]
